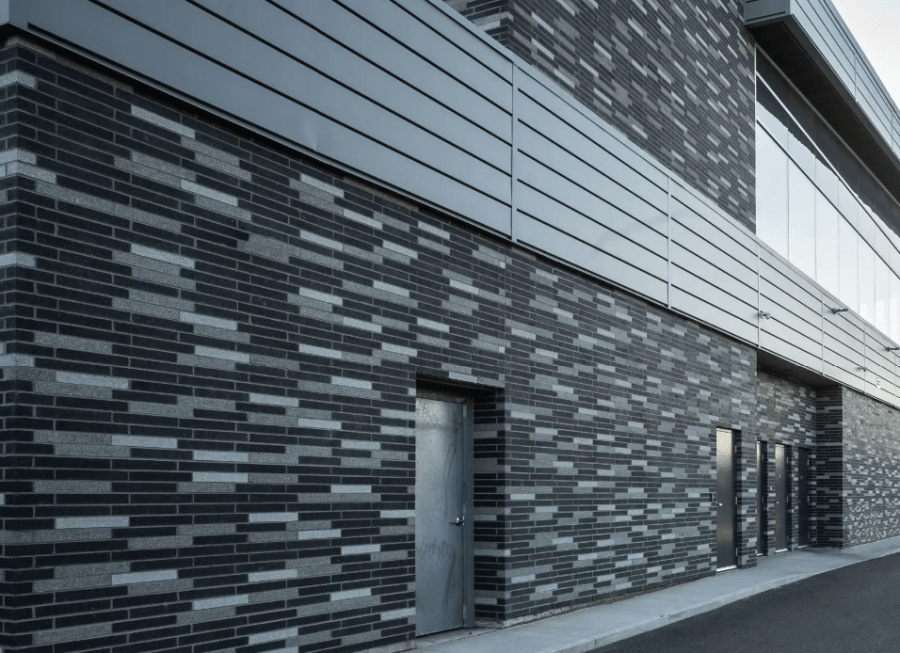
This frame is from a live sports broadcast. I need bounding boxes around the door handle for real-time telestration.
[452,516,465,527]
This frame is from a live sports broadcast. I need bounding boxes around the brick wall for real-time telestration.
[816,385,843,547]
[443,0,757,232]
[756,371,817,552]
[841,387,900,546]
[0,39,761,653]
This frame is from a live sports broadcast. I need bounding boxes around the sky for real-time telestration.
[831,0,900,107]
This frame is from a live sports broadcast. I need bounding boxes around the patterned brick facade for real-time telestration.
[841,388,900,547]
[2,2,900,653]
[756,371,817,553]
[0,40,766,652]
[443,0,757,232]
[816,385,844,547]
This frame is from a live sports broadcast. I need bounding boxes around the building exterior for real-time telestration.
[2,1,900,652]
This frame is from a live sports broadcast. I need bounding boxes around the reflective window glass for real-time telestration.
[816,192,840,298]
[816,116,841,171]
[839,183,859,228]
[756,124,789,258]
[839,142,860,194]
[876,255,890,334]
[756,80,788,147]
[891,273,900,344]
[816,158,839,205]
[788,123,816,177]
[859,242,876,325]
[839,219,859,313]
[789,161,816,279]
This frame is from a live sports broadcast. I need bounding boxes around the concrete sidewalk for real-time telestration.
[417,535,900,653]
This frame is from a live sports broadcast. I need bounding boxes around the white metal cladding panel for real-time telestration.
[668,186,759,345]
[865,329,898,391]
[823,314,866,391]
[791,0,900,160]
[25,0,514,234]
[513,216,668,303]
[512,71,668,305]
[743,0,789,21]
[791,0,856,96]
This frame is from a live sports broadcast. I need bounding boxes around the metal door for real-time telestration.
[415,397,473,636]
[757,441,767,555]
[775,444,787,551]
[798,447,810,546]
[716,429,736,569]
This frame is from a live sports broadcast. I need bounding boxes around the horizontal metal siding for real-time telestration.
[792,0,856,97]
[19,0,900,409]
[669,185,759,345]
[743,0,789,22]
[513,70,668,305]
[823,313,866,392]
[27,0,514,234]
[790,0,900,165]
[758,249,826,373]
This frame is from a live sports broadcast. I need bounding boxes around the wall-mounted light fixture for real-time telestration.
[859,366,868,372]
[759,311,772,320]
[831,307,849,314]
[888,346,900,352]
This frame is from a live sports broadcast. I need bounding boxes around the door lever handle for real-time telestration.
[452,516,465,527]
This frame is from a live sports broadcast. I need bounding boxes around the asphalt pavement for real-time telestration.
[594,552,900,653]
[419,535,900,653]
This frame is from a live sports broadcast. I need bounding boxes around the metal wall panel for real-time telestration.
[514,214,669,304]
[25,0,514,234]
[669,188,759,345]
[743,0,788,22]
[823,313,867,392]
[15,0,900,409]
[753,0,900,170]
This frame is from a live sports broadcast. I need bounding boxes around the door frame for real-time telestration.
[775,443,789,552]
[414,388,475,634]
[797,446,810,548]
[716,428,737,571]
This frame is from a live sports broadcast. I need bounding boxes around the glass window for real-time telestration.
[788,122,816,177]
[788,161,816,279]
[816,192,840,298]
[859,173,878,217]
[876,255,890,334]
[757,124,789,258]
[859,241,876,325]
[839,142,860,194]
[816,158,839,205]
[756,80,788,147]
[839,182,859,228]
[839,219,859,313]
[891,272,900,343]
[816,116,841,171]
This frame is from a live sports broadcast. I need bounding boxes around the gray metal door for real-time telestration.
[798,447,810,546]
[775,444,787,551]
[414,397,473,636]
[716,429,736,569]
[757,441,767,555]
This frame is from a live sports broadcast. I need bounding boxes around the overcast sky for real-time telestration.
[831,0,900,106]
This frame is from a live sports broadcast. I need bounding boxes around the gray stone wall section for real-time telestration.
[756,371,817,553]
[841,387,900,547]
[443,0,757,231]
[816,385,844,547]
